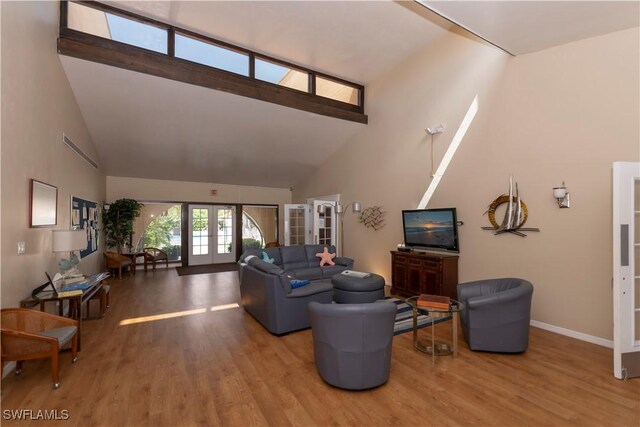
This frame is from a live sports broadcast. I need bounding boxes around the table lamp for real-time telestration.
[52,229,86,278]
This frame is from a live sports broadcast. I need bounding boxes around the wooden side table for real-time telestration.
[120,252,145,275]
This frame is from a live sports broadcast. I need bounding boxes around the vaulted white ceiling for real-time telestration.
[419,1,640,55]
[104,0,446,84]
[61,55,365,188]
[65,1,447,187]
[63,1,639,188]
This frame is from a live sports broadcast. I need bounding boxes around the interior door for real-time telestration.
[284,204,310,246]
[613,161,640,379]
[188,205,236,265]
[312,200,337,246]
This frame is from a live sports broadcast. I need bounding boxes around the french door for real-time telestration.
[284,201,337,246]
[613,162,640,379]
[312,200,336,246]
[188,205,236,265]
[284,204,310,246]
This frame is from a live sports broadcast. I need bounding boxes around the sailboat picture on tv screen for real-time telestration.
[402,208,459,252]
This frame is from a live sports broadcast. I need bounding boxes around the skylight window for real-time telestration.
[255,58,309,92]
[316,76,360,106]
[67,2,167,54]
[61,1,366,121]
[175,34,249,76]
[107,15,167,54]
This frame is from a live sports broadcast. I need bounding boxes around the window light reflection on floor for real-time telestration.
[119,303,240,326]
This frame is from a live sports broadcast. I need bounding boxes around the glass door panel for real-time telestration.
[214,206,236,263]
[242,206,278,251]
[318,206,333,245]
[189,205,213,265]
[312,200,336,246]
[284,204,310,246]
[193,209,209,255]
[132,203,182,262]
[188,205,236,265]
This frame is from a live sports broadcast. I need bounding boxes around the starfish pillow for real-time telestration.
[315,247,336,267]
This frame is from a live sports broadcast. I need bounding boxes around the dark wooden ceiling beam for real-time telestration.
[58,29,368,124]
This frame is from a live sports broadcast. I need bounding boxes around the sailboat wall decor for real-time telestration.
[482,176,540,237]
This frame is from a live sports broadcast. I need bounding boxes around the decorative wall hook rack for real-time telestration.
[359,206,386,230]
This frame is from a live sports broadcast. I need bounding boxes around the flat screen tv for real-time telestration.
[402,208,459,252]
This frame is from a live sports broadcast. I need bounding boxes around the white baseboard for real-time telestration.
[2,361,16,379]
[530,320,613,348]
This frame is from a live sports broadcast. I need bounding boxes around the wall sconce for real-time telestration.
[425,124,445,178]
[553,182,570,208]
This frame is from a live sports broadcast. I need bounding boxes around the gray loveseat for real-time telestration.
[238,245,354,335]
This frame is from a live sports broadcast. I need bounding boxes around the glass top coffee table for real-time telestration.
[405,296,465,365]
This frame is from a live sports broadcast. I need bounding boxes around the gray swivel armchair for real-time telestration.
[457,278,534,353]
[308,301,396,390]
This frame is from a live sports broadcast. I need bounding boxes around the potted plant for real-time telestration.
[102,198,143,253]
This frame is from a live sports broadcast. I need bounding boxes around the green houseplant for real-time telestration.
[102,198,143,253]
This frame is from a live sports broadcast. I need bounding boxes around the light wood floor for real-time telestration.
[1,269,639,426]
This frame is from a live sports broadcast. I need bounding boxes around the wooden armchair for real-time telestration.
[143,247,169,270]
[104,251,132,279]
[1,308,78,389]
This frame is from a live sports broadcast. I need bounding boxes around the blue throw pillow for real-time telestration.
[262,251,275,263]
[290,279,311,289]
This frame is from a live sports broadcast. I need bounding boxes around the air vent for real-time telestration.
[62,134,98,169]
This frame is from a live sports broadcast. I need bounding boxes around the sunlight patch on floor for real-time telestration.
[119,303,240,325]
[210,303,240,312]
[417,95,479,208]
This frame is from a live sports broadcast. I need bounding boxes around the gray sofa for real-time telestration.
[238,245,354,335]
[457,278,534,353]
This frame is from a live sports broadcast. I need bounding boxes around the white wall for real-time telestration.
[1,1,106,307]
[106,176,291,244]
[293,27,640,341]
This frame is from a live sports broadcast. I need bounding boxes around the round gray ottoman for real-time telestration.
[331,273,385,303]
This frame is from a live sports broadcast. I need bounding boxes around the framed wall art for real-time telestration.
[30,179,58,227]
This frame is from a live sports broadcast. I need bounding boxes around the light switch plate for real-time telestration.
[17,242,25,255]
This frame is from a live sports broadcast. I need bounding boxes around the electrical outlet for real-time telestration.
[17,242,26,255]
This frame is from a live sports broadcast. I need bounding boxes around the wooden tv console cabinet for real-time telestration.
[390,250,459,299]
